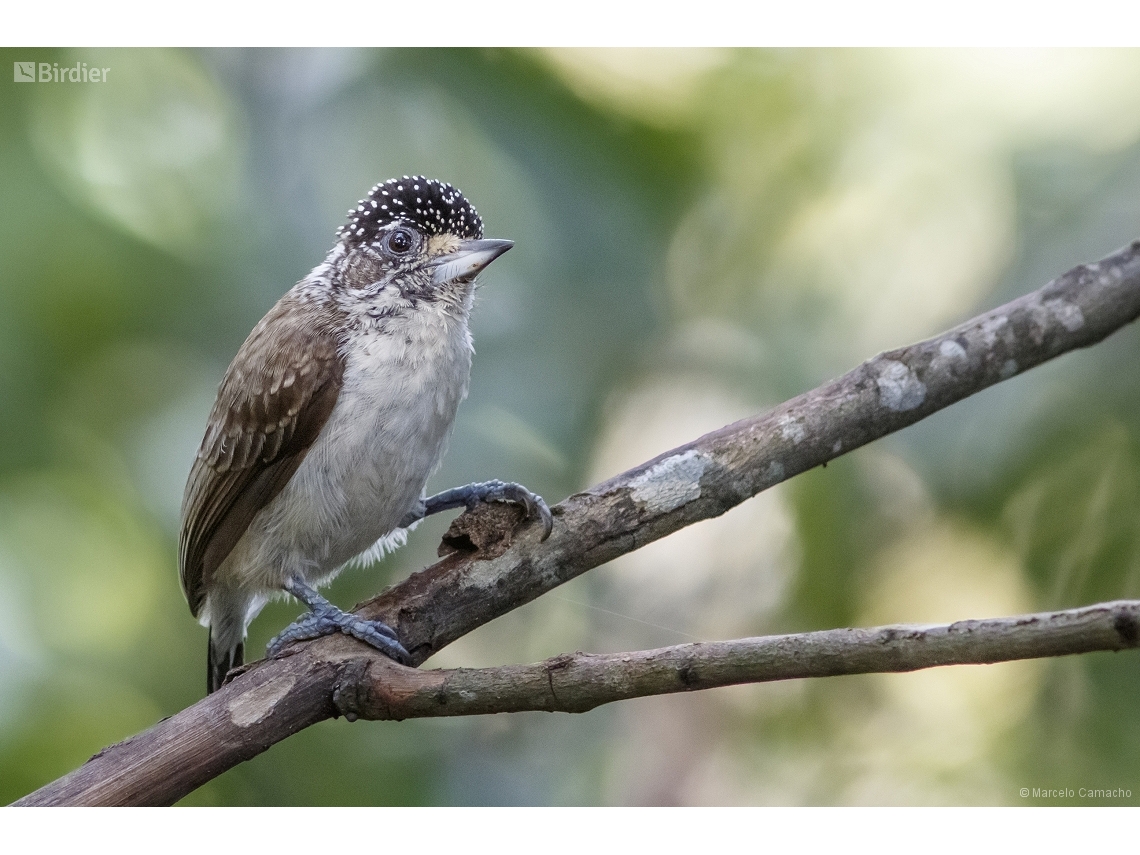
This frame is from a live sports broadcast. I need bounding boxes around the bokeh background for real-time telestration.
[1,47,1139,806]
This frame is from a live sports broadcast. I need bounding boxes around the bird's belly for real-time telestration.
[230,324,471,591]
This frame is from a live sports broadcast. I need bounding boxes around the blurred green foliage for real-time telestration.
[1,48,1139,805]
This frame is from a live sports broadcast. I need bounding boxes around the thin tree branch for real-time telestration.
[13,239,1140,807]
[340,600,1140,719]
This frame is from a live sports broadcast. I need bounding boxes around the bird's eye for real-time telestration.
[386,228,414,254]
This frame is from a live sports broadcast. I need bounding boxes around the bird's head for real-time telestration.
[332,176,512,308]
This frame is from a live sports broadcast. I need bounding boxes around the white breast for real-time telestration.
[228,300,474,592]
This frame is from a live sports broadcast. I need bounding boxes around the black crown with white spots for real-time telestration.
[337,176,484,246]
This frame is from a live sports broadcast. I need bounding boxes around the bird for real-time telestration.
[179,176,553,694]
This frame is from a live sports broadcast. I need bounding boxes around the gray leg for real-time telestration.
[266,576,411,664]
[399,479,553,539]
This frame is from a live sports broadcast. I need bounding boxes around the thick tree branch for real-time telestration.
[13,239,1140,807]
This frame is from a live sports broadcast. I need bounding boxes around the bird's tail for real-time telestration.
[207,635,244,694]
[204,590,266,694]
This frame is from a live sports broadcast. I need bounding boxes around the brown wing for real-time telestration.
[179,294,344,617]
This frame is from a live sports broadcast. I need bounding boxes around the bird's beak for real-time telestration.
[430,238,514,286]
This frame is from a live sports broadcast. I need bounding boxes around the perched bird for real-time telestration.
[179,176,552,694]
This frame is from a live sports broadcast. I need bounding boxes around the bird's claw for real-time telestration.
[267,601,411,665]
[503,483,554,541]
[466,480,553,541]
[418,479,553,540]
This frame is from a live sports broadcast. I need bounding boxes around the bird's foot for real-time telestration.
[401,479,553,540]
[267,577,411,664]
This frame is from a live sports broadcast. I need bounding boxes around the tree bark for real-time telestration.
[13,238,1140,807]
[342,600,1140,720]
